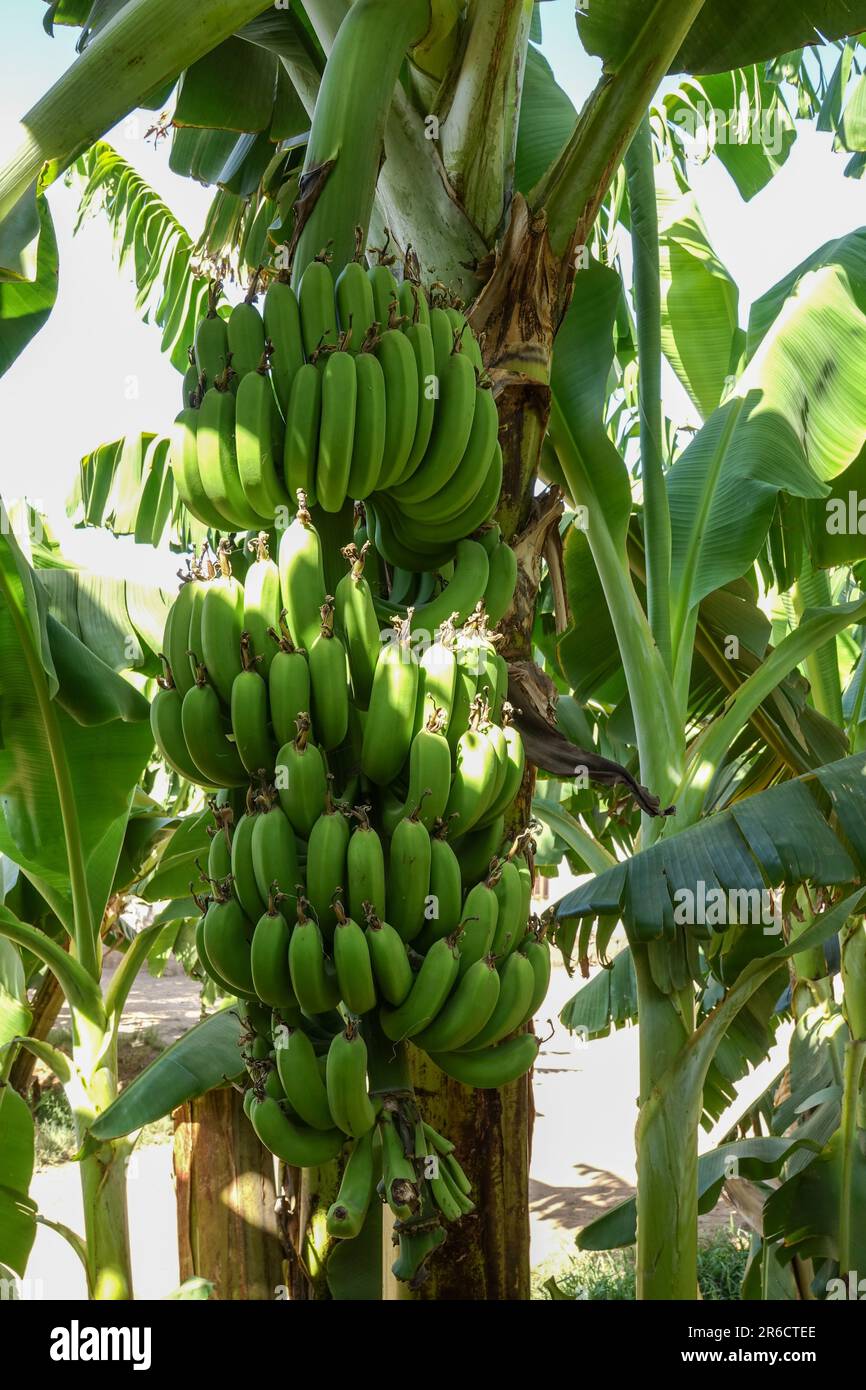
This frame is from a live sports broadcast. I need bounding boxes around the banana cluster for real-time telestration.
[149,507,549,1279]
[171,262,501,566]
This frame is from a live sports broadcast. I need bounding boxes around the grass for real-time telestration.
[534,1226,750,1301]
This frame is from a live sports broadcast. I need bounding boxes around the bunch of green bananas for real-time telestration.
[169,261,501,565]
[151,507,548,1283]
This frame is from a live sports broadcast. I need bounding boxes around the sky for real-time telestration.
[1,0,865,591]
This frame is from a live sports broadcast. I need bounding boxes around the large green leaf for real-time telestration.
[577,1,866,77]
[68,427,207,551]
[577,1135,816,1251]
[656,165,739,419]
[0,520,153,924]
[0,195,58,377]
[173,37,278,132]
[555,752,866,947]
[89,1005,246,1140]
[747,227,866,357]
[656,67,796,201]
[75,143,210,372]
[514,44,576,195]
[0,1085,36,1278]
[668,264,866,621]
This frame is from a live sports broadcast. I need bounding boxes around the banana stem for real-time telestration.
[624,117,671,673]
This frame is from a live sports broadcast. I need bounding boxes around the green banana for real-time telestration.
[403,709,451,828]
[413,824,463,952]
[326,1020,376,1137]
[275,713,328,838]
[477,523,501,555]
[242,535,281,676]
[231,798,266,923]
[283,362,322,508]
[317,349,357,512]
[363,904,413,1006]
[305,790,350,940]
[374,324,420,490]
[429,306,454,375]
[409,540,489,635]
[347,806,386,925]
[491,857,525,957]
[333,899,377,1016]
[165,575,206,700]
[263,276,305,415]
[198,383,268,529]
[459,950,534,1051]
[278,502,327,652]
[170,408,231,530]
[391,1222,446,1283]
[445,698,498,836]
[399,279,430,327]
[202,893,255,994]
[250,797,299,915]
[456,869,500,977]
[428,1164,463,1222]
[360,616,418,785]
[335,543,381,709]
[335,259,376,352]
[308,598,349,751]
[200,541,245,704]
[347,349,386,498]
[298,257,338,358]
[420,1120,454,1156]
[380,932,460,1041]
[444,306,483,371]
[365,496,455,574]
[387,803,432,944]
[195,910,251,998]
[521,933,551,1023]
[194,305,229,388]
[456,815,505,890]
[227,295,266,382]
[182,669,247,787]
[404,385,497,523]
[389,347,475,503]
[206,804,232,882]
[414,626,456,734]
[273,1021,334,1130]
[235,359,290,522]
[151,668,211,785]
[367,263,400,326]
[251,890,296,1008]
[483,540,518,627]
[483,718,510,809]
[476,712,525,825]
[289,897,341,1014]
[249,1094,344,1166]
[421,440,503,544]
[414,955,500,1053]
[396,320,437,482]
[267,617,311,746]
[380,1109,418,1220]
[428,1033,539,1089]
[231,636,275,777]
[327,1127,377,1238]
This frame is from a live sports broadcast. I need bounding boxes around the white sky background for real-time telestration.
[1,0,865,591]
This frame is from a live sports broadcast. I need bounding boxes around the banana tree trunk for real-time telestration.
[173,1085,285,1300]
[409,1051,533,1299]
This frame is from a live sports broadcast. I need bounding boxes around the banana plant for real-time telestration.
[0,504,186,1295]
[6,0,866,1303]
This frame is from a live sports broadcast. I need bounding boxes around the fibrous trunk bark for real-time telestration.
[173,1086,285,1300]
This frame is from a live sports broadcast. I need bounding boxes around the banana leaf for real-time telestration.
[0,1086,36,1278]
[89,1005,246,1140]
